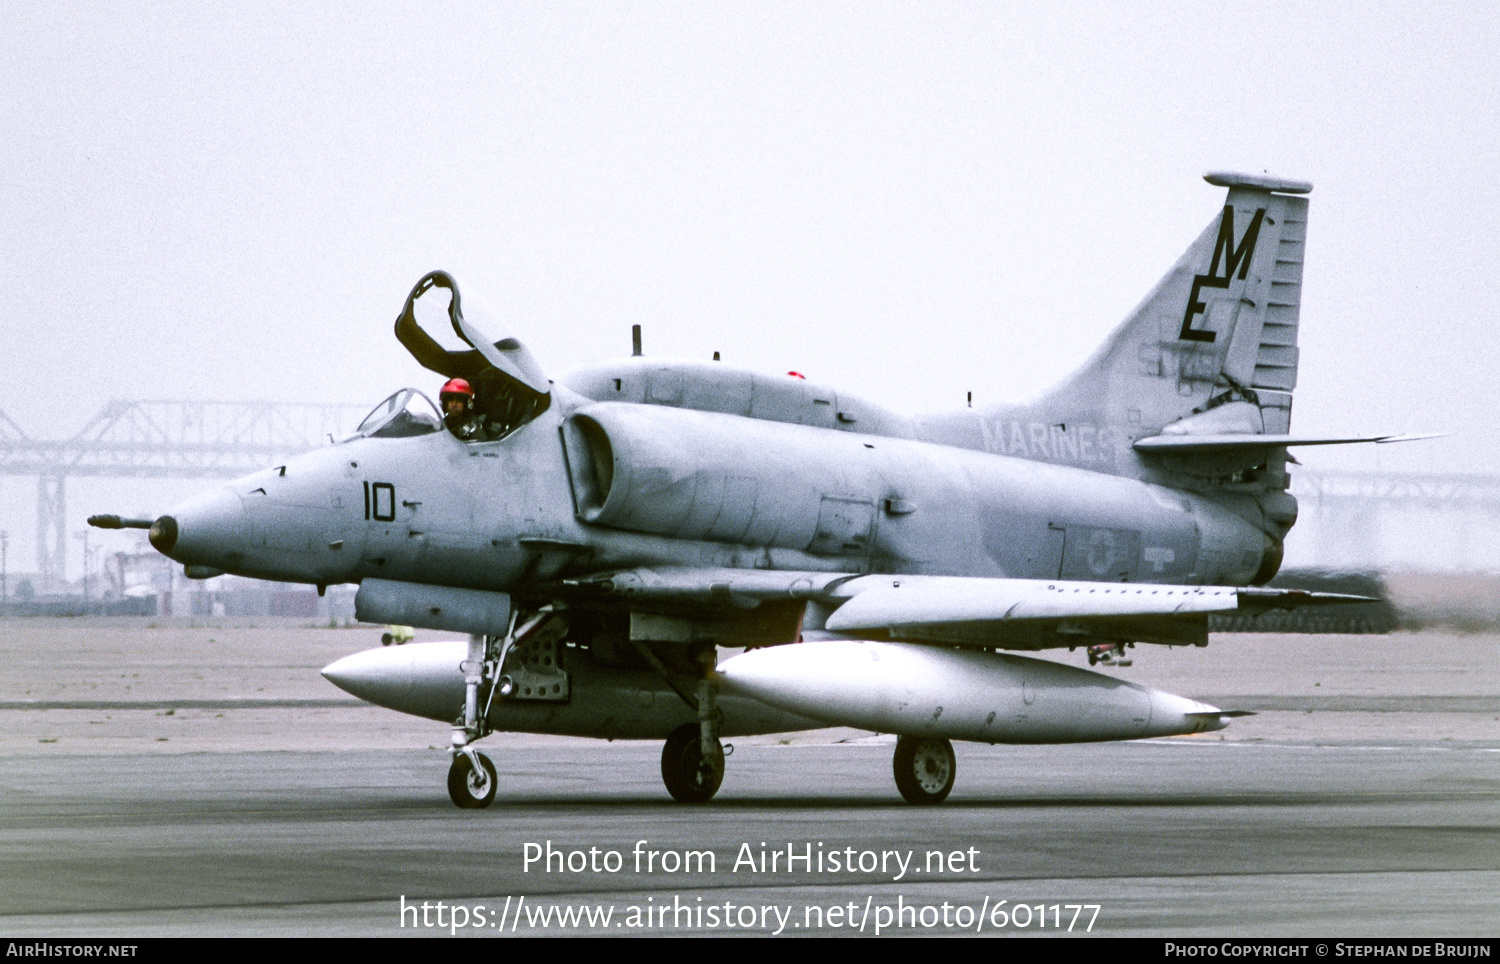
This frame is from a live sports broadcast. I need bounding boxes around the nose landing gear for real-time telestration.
[448,749,497,808]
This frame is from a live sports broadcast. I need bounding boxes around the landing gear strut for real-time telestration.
[442,609,571,809]
[893,735,955,804]
[446,626,508,810]
[660,648,726,802]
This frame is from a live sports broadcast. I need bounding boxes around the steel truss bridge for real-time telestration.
[1,401,369,582]
[3,400,1498,581]
[1291,468,1500,571]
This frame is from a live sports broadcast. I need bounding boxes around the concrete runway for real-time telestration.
[2,619,1498,937]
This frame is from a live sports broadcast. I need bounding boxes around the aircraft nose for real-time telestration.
[152,487,248,565]
[148,515,178,554]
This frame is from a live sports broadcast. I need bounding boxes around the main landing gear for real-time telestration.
[661,723,725,803]
[658,647,726,803]
[892,735,956,804]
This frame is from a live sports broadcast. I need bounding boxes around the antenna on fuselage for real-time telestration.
[632,325,642,357]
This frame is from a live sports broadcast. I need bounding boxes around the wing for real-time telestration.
[561,568,1373,650]
[822,574,1372,648]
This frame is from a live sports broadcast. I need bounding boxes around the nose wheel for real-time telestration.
[447,750,497,809]
[893,735,955,804]
[661,723,724,803]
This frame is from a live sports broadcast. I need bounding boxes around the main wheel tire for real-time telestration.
[893,735,955,804]
[447,751,497,809]
[661,723,725,803]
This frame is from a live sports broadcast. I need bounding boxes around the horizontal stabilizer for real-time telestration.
[1203,171,1313,194]
[1132,432,1434,454]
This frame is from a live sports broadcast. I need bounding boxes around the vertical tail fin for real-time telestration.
[1037,172,1312,435]
[938,173,1316,584]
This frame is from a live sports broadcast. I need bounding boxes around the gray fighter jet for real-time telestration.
[95,172,1397,807]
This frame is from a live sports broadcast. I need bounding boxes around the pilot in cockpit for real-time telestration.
[439,378,486,441]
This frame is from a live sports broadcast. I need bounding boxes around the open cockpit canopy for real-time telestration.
[394,271,551,440]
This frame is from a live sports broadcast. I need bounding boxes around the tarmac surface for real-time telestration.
[2,617,1498,937]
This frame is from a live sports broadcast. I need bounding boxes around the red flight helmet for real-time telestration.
[439,378,474,404]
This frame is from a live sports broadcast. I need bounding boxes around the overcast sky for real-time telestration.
[3,2,1496,578]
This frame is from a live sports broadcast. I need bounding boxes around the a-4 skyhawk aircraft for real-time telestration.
[95,172,1404,808]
